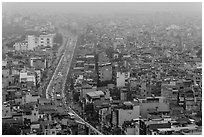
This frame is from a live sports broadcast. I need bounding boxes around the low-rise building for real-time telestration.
[81,83,97,100]
[86,90,105,103]
[139,96,170,118]
[2,68,10,78]
[112,101,140,127]
[13,42,28,51]
[22,103,39,123]
[23,92,40,104]
[122,119,140,135]
[2,60,7,67]
[30,57,47,70]
[20,70,36,86]
[2,103,12,117]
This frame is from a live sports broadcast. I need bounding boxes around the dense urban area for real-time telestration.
[2,3,202,135]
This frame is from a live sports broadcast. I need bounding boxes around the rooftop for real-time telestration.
[86,90,104,98]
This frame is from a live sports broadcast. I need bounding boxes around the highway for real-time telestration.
[44,32,103,135]
[45,46,66,99]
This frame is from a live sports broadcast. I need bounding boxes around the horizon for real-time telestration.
[3,2,202,16]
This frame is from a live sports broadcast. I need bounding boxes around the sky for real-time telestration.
[3,2,202,15]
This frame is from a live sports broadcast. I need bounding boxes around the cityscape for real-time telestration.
[2,2,202,135]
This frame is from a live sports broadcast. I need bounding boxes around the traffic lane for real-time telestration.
[49,39,94,133]
[49,58,73,100]
[49,37,76,100]
[47,53,70,97]
[46,53,65,99]
[47,58,72,97]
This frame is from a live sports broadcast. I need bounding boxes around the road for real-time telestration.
[46,36,75,100]
[45,46,66,99]
[67,106,103,135]
[44,31,103,135]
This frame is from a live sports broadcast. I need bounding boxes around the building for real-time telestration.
[44,127,61,135]
[2,78,9,89]
[30,57,47,70]
[122,119,140,135]
[161,82,178,103]
[120,88,129,101]
[13,42,28,51]
[116,71,130,87]
[81,83,97,100]
[35,70,41,84]
[22,103,39,123]
[11,67,21,75]
[27,35,38,50]
[38,33,55,47]
[86,90,105,103]
[19,70,36,86]
[140,82,147,98]
[98,103,112,128]
[74,60,85,70]
[112,101,140,127]
[145,119,171,135]
[99,63,112,82]
[23,92,40,104]
[98,51,110,66]
[139,96,170,118]
[27,33,55,50]
[2,103,12,117]
[84,54,95,71]
[2,68,10,78]
[2,60,7,67]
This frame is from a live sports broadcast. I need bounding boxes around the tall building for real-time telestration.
[116,71,130,87]
[99,63,112,82]
[111,101,140,127]
[26,33,55,50]
[27,35,38,50]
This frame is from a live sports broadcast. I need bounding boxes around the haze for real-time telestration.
[3,2,202,16]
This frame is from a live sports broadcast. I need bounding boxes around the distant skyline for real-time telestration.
[3,2,202,15]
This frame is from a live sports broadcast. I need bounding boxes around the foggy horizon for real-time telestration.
[3,2,202,16]
[2,1,202,136]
